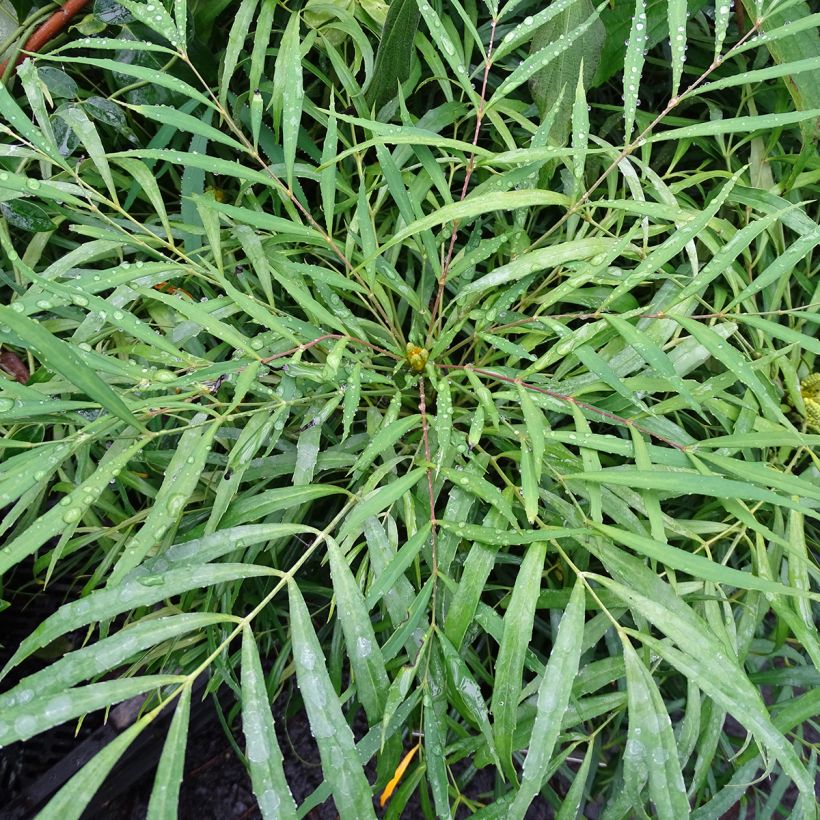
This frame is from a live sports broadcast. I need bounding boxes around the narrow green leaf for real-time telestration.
[734,314,820,356]
[518,384,545,480]
[0,199,54,232]
[1,675,183,747]
[380,191,570,258]
[288,582,376,819]
[673,315,792,426]
[117,0,180,47]
[437,521,585,546]
[56,105,118,201]
[293,402,323,486]
[667,0,686,95]
[340,467,425,541]
[327,536,390,722]
[493,0,582,62]
[494,0,604,121]
[342,361,362,441]
[365,523,432,609]
[555,741,595,820]
[131,104,245,150]
[741,0,820,136]
[423,648,452,819]
[174,0,187,41]
[623,0,647,142]
[605,315,701,412]
[520,441,539,524]
[696,56,820,96]
[1,564,275,680]
[415,0,476,104]
[241,628,298,819]
[492,541,547,782]
[249,0,275,94]
[20,268,191,363]
[587,549,815,802]
[353,415,421,476]
[673,206,797,304]
[110,417,221,583]
[435,377,453,472]
[320,97,338,232]
[713,0,731,56]
[278,12,303,189]
[440,467,517,526]
[510,578,585,817]
[138,285,262,357]
[0,307,143,432]
[648,109,820,142]
[0,81,64,162]
[146,686,192,820]
[0,438,148,576]
[364,517,415,628]
[438,631,501,771]
[457,237,614,299]
[380,663,418,751]
[444,536,497,650]
[602,170,743,308]
[222,485,348,528]
[111,157,173,241]
[0,614,230,711]
[220,0,259,108]
[572,469,813,516]
[622,639,690,819]
[35,720,146,820]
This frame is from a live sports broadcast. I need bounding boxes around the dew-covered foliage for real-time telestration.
[0,0,818,817]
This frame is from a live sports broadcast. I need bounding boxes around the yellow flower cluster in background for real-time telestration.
[801,374,820,430]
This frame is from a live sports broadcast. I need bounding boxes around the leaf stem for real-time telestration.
[418,377,439,589]
[526,20,764,253]
[426,16,499,347]
[437,362,686,450]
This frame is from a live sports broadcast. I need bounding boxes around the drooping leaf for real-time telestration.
[288,582,377,819]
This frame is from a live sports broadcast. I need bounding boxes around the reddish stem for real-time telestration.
[427,18,498,346]
[526,21,763,255]
[0,0,91,75]
[438,363,686,451]
[260,333,399,365]
[418,377,439,570]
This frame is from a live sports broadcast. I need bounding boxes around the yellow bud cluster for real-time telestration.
[800,373,820,430]
[406,343,429,373]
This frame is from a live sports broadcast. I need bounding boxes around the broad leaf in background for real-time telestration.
[528,0,605,144]
[365,0,420,107]
[740,0,820,139]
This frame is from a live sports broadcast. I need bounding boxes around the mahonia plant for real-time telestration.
[0,0,818,817]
